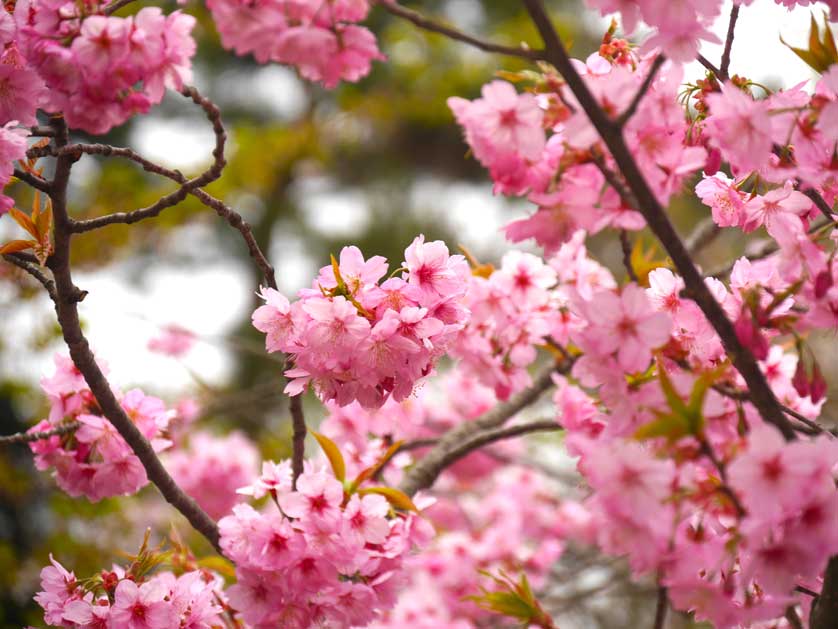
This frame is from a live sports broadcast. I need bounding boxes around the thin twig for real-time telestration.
[803,187,836,222]
[290,395,306,490]
[3,253,57,300]
[63,86,226,234]
[520,0,797,441]
[719,3,740,80]
[104,0,136,14]
[616,54,666,128]
[48,93,276,290]
[0,420,79,445]
[375,0,543,60]
[619,230,638,282]
[399,362,569,496]
[696,54,722,77]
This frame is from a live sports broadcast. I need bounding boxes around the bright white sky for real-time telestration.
[1,0,833,400]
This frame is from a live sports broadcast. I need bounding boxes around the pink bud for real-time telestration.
[704,148,722,176]
[792,360,810,398]
[814,270,833,299]
[811,362,827,404]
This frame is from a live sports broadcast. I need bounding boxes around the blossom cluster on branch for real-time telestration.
[5,0,838,628]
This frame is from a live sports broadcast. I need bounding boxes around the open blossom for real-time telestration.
[35,555,223,629]
[0,121,28,213]
[448,80,546,195]
[743,181,812,242]
[166,431,260,519]
[703,83,774,174]
[252,237,469,409]
[147,325,195,357]
[14,0,196,133]
[695,173,747,228]
[219,464,430,628]
[205,0,383,88]
[584,0,721,61]
[575,284,672,373]
[28,354,172,501]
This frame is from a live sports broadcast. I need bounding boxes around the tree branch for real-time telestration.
[811,562,838,629]
[375,0,544,60]
[616,54,666,128]
[399,362,569,496]
[520,0,797,441]
[13,167,51,193]
[0,420,78,445]
[104,0,137,15]
[64,86,226,234]
[719,3,740,80]
[45,115,221,553]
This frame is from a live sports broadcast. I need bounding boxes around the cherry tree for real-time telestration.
[2,0,838,627]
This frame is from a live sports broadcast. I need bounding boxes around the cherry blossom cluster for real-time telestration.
[585,0,838,62]
[34,554,224,628]
[9,0,195,134]
[554,266,833,628]
[451,251,562,400]
[204,0,383,88]
[320,368,524,488]
[371,467,573,629]
[446,232,618,400]
[450,51,696,254]
[165,430,260,519]
[219,461,433,628]
[252,237,470,408]
[28,354,173,502]
[318,369,574,628]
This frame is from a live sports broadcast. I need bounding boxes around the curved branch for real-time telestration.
[375,0,544,60]
[3,252,57,300]
[45,115,221,552]
[520,0,797,441]
[399,362,569,496]
[719,3,740,80]
[64,87,226,234]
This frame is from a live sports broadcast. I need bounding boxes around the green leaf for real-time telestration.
[657,360,688,417]
[197,555,236,579]
[358,486,418,512]
[634,409,691,441]
[310,430,346,482]
[466,591,535,620]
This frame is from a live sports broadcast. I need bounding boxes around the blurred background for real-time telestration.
[0,0,834,627]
